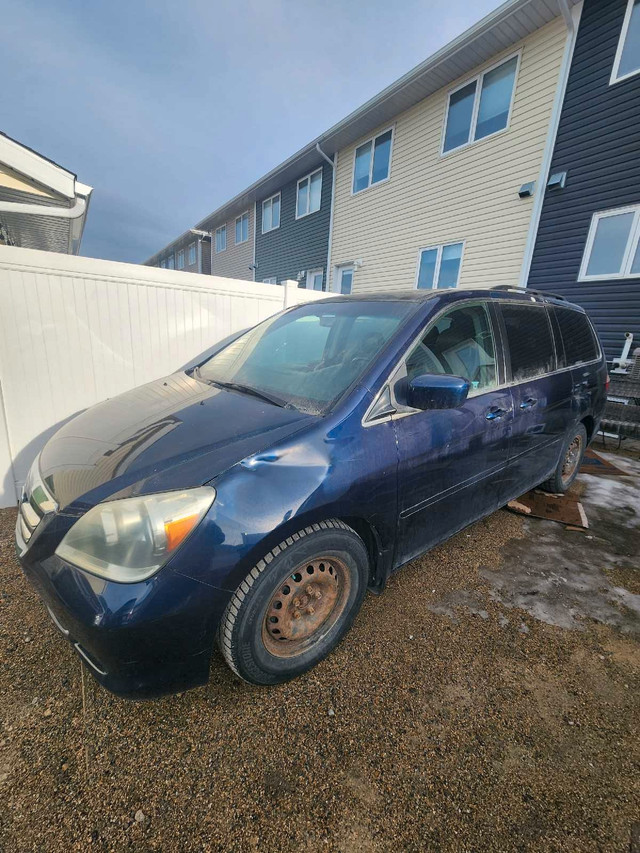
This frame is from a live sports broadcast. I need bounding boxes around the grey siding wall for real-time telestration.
[255,162,332,288]
[528,0,640,359]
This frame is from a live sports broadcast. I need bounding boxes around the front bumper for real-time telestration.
[17,515,232,699]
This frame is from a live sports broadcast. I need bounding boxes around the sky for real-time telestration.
[2,0,501,264]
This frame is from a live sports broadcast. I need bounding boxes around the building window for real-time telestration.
[215,225,226,253]
[160,259,167,269]
[262,193,281,233]
[188,242,197,265]
[296,169,322,218]
[235,212,249,244]
[611,0,640,83]
[416,242,464,289]
[352,129,393,194]
[334,265,354,294]
[166,255,175,270]
[177,249,185,270]
[305,268,323,290]
[262,277,277,284]
[442,55,519,154]
[579,206,640,280]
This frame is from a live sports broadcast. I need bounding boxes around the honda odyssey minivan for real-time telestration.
[16,287,606,698]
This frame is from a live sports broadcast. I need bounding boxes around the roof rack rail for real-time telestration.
[490,285,566,301]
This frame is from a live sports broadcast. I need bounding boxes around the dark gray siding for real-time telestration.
[528,0,640,359]
[255,162,332,288]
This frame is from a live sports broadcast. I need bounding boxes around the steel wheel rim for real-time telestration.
[561,434,583,485]
[262,557,351,658]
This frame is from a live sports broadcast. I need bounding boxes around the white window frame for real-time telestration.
[188,242,197,266]
[305,268,324,290]
[351,126,394,196]
[611,0,640,84]
[215,225,226,253]
[262,193,281,233]
[176,249,185,270]
[414,241,466,290]
[160,259,167,269]
[262,277,277,284]
[333,264,354,294]
[235,211,249,244]
[578,205,640,281]
[166,254,175,270]
[296,168,323,219]
[440,52,521,157]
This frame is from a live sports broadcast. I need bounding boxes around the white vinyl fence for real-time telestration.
[0,246,330,507]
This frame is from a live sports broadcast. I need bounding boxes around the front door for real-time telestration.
[392,301,513,567]
[334,265,354,294]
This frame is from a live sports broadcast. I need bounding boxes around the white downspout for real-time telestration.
[316,142,336,293]
[518,0,583,287]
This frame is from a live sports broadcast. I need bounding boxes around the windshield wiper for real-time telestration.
[209,379,291,409]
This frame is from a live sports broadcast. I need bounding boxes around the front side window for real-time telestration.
[188,242,197,265]
[166,255,175,270]
[262,277,277,284]
[215,226,226,253]
[352,129,393,193]
[553,307,599,366]
[235,212,249,244]
[405,303,497,394]
[262,194,281,233]
[611,0,640,83]
[443,55,518,153]
[177,249,185,269]
[416,242,464,290]
[580,206,640,279]
[196,300,413,414]
[296,169,322,218]
[500,304,555,382]
[160,259,167,269]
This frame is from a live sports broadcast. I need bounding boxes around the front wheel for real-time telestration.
[218,520,369,685]
[540,423,587,494]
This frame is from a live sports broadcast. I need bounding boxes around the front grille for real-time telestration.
[17,459,58,547]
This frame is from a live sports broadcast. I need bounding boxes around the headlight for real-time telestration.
[55,487,215,583]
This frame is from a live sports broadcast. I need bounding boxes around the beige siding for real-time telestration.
[329,17,567,293]
[0,164,60,199]
[211,206,255,280]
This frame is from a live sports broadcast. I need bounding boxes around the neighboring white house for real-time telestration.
[0,132,92,254]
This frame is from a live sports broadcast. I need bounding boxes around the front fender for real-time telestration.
[168,413,399,593]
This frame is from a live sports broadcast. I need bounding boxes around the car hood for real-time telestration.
[39,372,313,510]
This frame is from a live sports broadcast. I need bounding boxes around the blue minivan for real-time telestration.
[16,287,606,697]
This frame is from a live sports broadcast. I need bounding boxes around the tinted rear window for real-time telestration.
[501,304,556,382]
[553,307,599,366]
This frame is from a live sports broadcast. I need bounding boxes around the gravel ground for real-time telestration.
[1,450,639,852]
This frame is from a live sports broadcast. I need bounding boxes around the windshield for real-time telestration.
[194,300,415,414]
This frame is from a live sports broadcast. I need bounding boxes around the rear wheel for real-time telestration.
[218,520,368,685]
[540,423,587,494]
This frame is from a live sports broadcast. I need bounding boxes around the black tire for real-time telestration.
[218,520,369,685]
[539,423,587,494]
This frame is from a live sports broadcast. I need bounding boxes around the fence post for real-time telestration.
[0,380,17,507]
[282,280,299,309]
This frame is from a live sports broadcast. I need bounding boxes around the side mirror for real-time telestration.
[406,373,470,411]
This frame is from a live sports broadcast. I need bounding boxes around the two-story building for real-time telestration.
[527,0,640,358]
[146,0,582,302]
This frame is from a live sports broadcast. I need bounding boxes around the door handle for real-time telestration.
[486,407,508,420]
[519,397,537,410]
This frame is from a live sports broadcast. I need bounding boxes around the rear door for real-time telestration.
[552,306,606,427]
[392,300,513,566]
[496,301,573,497]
